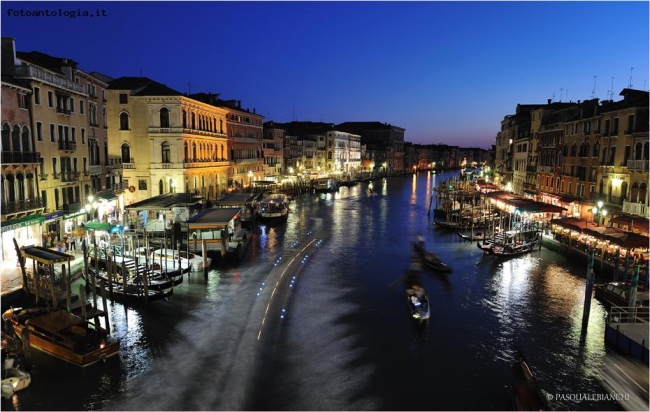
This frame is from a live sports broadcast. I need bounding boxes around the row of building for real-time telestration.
[493,89,649,231]
[0,37,487,260]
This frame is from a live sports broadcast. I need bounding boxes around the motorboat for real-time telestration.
[2,307,120,367]
[594,281,650,309]
[257,194,289,220]
[406,285,430,320]
[88,264,174,303]
[313,178,338,193]
[1,352,31,399]
[150,248,209,272]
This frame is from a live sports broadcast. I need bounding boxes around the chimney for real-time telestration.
[237,100,241,108]
[547,98,551,105]
[1,37,18,76]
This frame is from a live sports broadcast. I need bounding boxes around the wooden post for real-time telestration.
[628,263,640,308]
[582,248,595,328]
[107,248,114,299]
[122,259,128,304]
[613,248,620,281]
[99,279,110,334]
[623,252,630,283]
[202,239,208,279]
[62,265,71,312]
[49,264,57,309]
[142,268,149,304]
[21,327,31,365]
[12,239,29,295]
[79,284,87,319]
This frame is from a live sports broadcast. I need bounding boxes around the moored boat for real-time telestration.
[257,194,289,221]
[491,235,540,259]
[312,178,338,193]
[406,285,430,320]
[511,349,551,411]
[2,307,120,367]
[594,281,650,309]
[1,351,31,399]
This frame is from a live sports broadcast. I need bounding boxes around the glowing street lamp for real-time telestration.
[592,200,607,226]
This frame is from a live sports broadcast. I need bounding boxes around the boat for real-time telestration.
[511,349,551,411]
[312,178,338,193]
[406,285,430,320]
[1,351,31,399]
[257,194,289,220]
[594,281,650,309]
[149,248,198,272]
[88,264,174,303]
[411,242,452,273]
[457,229,486,241]
[2,307,120,367]
[490,235,540,259]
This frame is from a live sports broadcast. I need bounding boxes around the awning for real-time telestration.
[558,195,578,204]
[1,213,45,233]
[97,192,118,201]
[84,222,112,231]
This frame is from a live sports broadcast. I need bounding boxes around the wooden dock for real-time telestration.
[605,307,649,364]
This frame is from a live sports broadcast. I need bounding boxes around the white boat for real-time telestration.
[150,248,211,272]
[257,194,289,220]
[2,356,31,399]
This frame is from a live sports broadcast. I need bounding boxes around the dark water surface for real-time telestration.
[3,171,622,411]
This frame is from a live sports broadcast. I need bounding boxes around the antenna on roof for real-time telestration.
[559,87,563,102]
[565,89,569,102]
[610,77,615,100]
[629,67,633,88]
[591,75,597,99]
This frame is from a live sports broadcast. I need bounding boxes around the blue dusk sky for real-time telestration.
[1,1,648,149]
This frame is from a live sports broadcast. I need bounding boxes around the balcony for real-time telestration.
[627,159,649,172]
[112,182,127,192]
[622,200,648,218]
[60,171,79,183]
[13,64,84,94]
[122,163,135,169]
[89,164,103,175]
[89,121,99,128]
[39,173,48,180]
[537,165,554,173]
[1,151,41,164]
[1,198,44,215]
[58,141,77,151]
[56,107,71,115]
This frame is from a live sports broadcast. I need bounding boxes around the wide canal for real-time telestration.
[2,171,624,411]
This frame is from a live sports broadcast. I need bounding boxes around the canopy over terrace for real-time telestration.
[551,218,649,254]
[486,191,566,215]
[187,207,242,231]
[610,214,650,236]
[125,193,203,211]
[212,193,261,208]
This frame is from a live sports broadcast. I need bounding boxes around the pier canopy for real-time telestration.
[486,191,566,214]
[551,218,649,250]
[213,193,261,208]
[20,245,74,264]
[125,193,203,211]
[187,207,242,231]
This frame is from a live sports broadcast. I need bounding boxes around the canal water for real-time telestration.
[2,171,623,411]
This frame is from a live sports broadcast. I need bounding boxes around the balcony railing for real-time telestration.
[112,182,127,192]
[56,107,71,115]
[58,141,77,151]
[13,64,84,94]
[39,173,48,180]
[1,198,44,214]
[1,151,41,164]
[122,163,135,169]
[89,164,103,175]
[622,201,648,218]
[537,165,554,173]
[627,159,648,172]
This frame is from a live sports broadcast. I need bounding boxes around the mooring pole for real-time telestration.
[613,248,620,281]
[622,252,630,282]
[582,248,596,328]
[628,263,640,308]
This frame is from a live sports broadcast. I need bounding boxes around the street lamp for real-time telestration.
[85,195,99,220]
[592,201,607,226]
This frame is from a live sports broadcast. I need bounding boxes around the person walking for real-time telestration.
[69,235,76,252]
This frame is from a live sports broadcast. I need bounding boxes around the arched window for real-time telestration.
[12,125,21,151]
[640,182,648,206]
[191,113,196,129]
[192,143,197,160]
[593,140,600,157]
[119,112,130,130]
[5,174,15,202]
[16,173,25,202]
[182,110,187,128]
[183,142,189,162]
[631,182,640,203]
[162,142,171,163]
[562,144,568,156]
[121,143,131,163]
[159,179,164,195]
[21,125,31,152]
[621,181,628,203]
[1,123,10,151]
[160,107,170,128]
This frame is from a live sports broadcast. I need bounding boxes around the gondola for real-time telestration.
[411,241,452,273]
[491,235,540,259]
[457,229,486,241]
[511,349,551,411]
[406,285,430,320]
